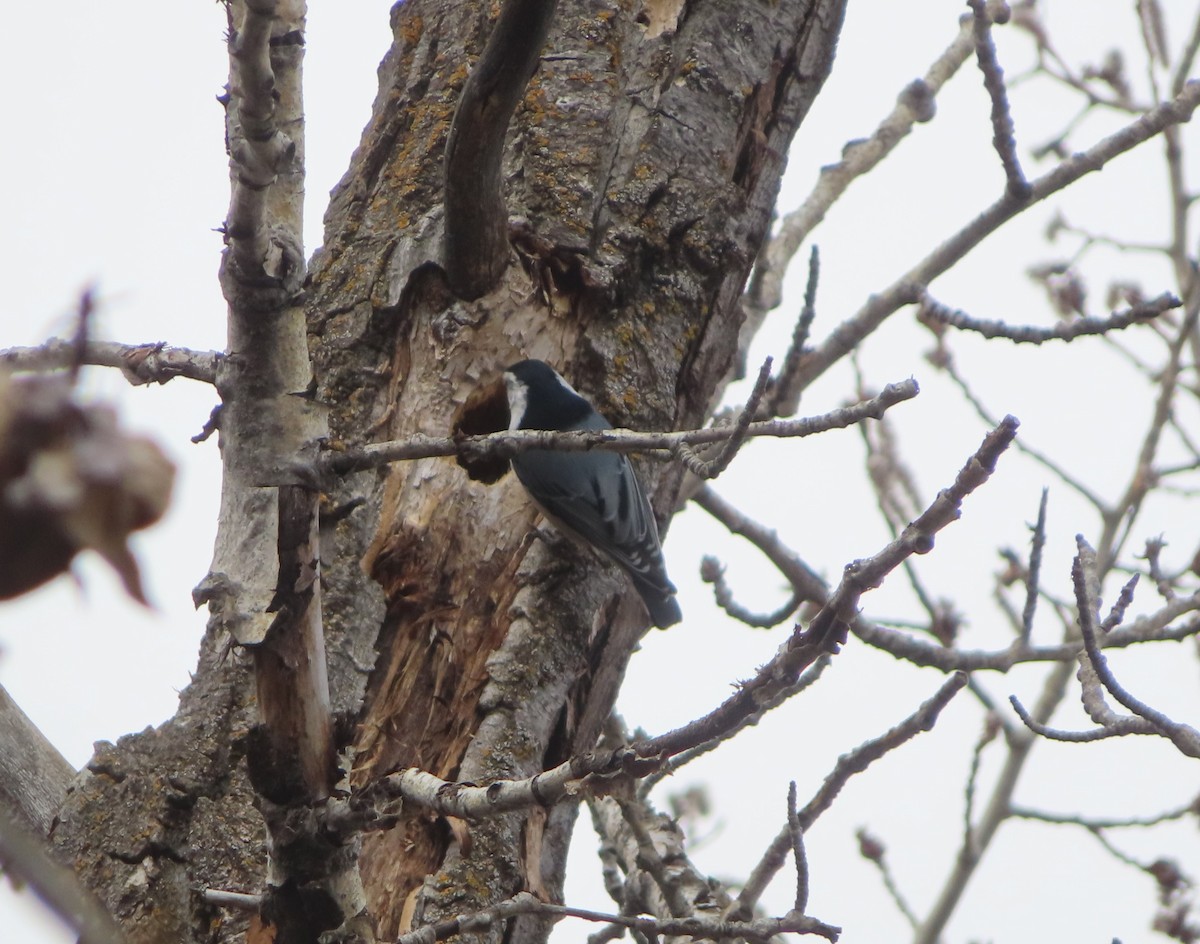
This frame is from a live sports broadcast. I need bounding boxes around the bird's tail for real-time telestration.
[631,571,682,628]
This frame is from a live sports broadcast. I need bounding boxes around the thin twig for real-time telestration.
[734,674,967,917]
[855,829,921,930]
[768,246,821,417]
[1073,536,1200,758]
[853,593,1200,672]
[968,0,1030,198]
[750,4,995,318]
[1010,799,1198,829]
[1009,694,1155,742]
[927,344,1108,511]
[701,556,800,628]
[1172,8,1200,96]
[962,714,1000,859]
[1021,488,1049,646]
[918,290,1180,343]
[648,416,1017,761]
[787,782,810,914]
[1141,535,1178,602]
[791,79,1200,395]
[675,357,773,479]
[392,890,841,943]
[1101,574,1140,631]
[693,486,826,604]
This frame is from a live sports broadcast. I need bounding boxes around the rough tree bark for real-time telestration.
[37,1,847,942]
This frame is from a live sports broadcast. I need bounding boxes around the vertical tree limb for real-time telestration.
[204,0,352,937]
[443,0,558,299]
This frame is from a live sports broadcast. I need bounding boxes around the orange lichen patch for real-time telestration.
[398,12,424,47]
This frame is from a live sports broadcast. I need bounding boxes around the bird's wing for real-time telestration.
[513,447,653,558]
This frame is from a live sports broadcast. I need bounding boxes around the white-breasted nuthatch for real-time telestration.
[503,359,682,628]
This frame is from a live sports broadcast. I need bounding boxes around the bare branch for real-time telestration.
[1141,536,1178,602]
[638,656,831,797]
[0,339,220,385]
[645,416,1015,761]
[1073,536,1200,758]
[787,781,810,914]
[734,673,967,917]
[1101,574,1140,632]
[1010,799,1200,829]
[1173,8,1200,96]
[701,555,800,628]
[392,890,841,944]
[750,4,992,318]
[352,747,659,828]
[443,0,558,299]
[792,79,1200,394]
[1096,306,1199,573]
[203,888,262,911]
[853,592,1200,672]
[693,486,827,604]
[1009,693,1156,742]
[924,342,1109,510]
[914,654,1076,944]
[962,713,1001,858]
[614,798,692,918]
[918,290,1180,343]
[768,245,821,417]
[1020,488,1049,646]
[968,0,1030,198]
[324,379,920,476]
[206,2,353,935]
[691,426,1195,681]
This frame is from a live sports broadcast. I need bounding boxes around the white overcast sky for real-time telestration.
[2,2,1198,942]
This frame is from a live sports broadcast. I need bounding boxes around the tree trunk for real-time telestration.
[45,1,846,941]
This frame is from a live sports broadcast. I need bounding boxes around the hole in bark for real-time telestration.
[451,376,511,484]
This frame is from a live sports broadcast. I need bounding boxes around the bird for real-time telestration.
[502,359,683,628]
